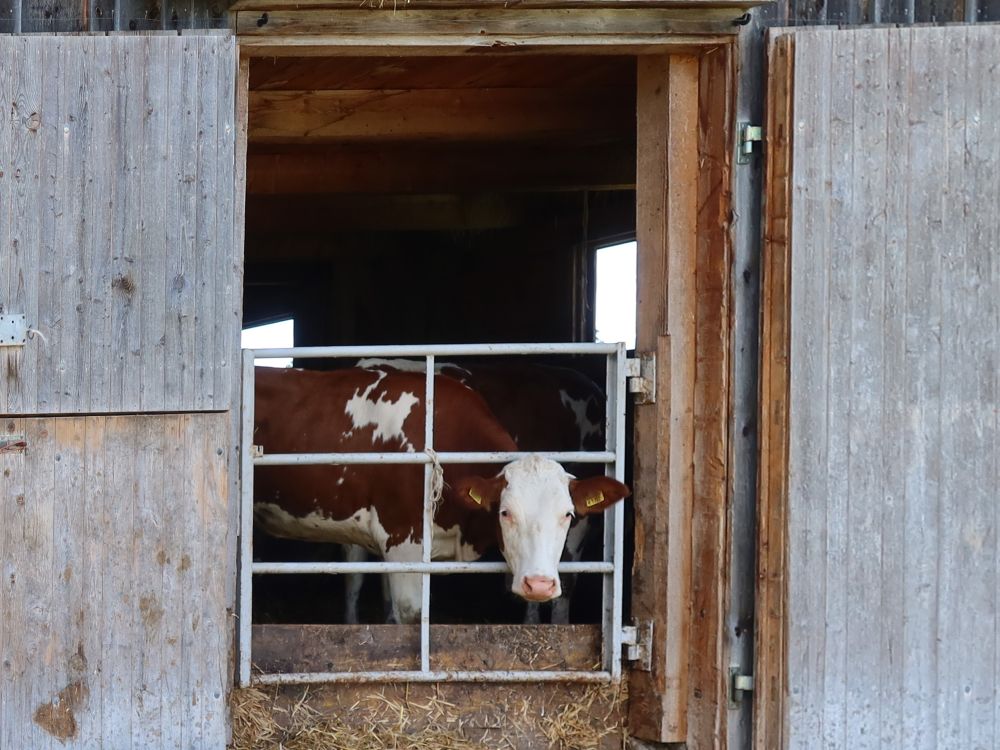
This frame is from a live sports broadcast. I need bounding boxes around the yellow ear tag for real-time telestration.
[585,491,605,508]
[469,488,483,505]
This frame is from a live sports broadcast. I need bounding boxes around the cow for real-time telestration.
[355,357,607,624]
[252,366,629,625]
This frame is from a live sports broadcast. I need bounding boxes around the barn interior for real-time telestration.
[241,55,639,641]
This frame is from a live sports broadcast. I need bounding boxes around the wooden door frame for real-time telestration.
[233,19,739,747]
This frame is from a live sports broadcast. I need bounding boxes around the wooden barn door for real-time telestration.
[0,35,245,748]
[757,25,1000,750]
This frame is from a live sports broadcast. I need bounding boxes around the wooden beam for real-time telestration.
[251,624,602,673]
[236,37,736,57]
[235,8,749,38]
[754,30,793,750]
[233,0,766,10]
[249,54,636,91]
[686,41,733,745]
[246,142,636,194]
[628,53,700,744]
[248,87,634,143]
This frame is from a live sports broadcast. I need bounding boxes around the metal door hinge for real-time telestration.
[626,353,656,405]
[622,619,653,671]
[250,444,264,458]
[729,666,754,707]
[737,123,763,165]
[0,314,27,347]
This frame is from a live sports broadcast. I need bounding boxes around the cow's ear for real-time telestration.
[452,473,507,512]
[569,476,631,516]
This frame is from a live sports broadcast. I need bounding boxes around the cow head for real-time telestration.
[453,456,630,603]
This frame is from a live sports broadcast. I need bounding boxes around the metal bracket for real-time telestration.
[622,619,653,671]
[250,444,264,458]
[737,122,763,165]
[728,665,754,707]
[0,315,27,347]
[626,353,656,405]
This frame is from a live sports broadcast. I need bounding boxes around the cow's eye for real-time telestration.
[500,509,511,519]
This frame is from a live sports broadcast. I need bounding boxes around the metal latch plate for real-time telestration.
[0,315,27,347]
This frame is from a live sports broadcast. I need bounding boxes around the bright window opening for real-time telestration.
[242,319,294,368]
[594,241,637,350]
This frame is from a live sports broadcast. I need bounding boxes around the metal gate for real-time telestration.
[237,342,629,685]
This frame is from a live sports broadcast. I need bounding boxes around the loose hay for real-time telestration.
[231,681,628,750]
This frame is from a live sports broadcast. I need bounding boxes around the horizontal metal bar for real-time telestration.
[249,342,620,360]
[253,561,615,575]
[253,450,615,466]
[253,670,615,685]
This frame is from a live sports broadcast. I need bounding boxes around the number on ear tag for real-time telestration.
[585,491,604,508]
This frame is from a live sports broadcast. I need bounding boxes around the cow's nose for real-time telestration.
[521,576,558,601]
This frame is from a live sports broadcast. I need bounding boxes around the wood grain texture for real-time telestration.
[0,34,240,416]
[628,53,703,744]
[768,25,1000,750]
[0,413,231,749]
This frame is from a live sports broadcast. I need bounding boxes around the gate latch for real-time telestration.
[626,353,656,405]
[622,619,653,671]
[737,123,763,164]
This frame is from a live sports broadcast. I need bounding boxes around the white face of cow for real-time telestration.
[454,455,631,604]
[498,457,576,601]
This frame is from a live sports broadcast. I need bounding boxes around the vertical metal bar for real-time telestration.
[420,355,435,673]
[610,343,628,679]
[602,351,615,674]
[238,350,255,686]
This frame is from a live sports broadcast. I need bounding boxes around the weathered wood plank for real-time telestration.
[902,27,946,750]
[753,28,793,750]
[0,414,231,748]
[786,28,833,750]
[844,28,888,750]
[252,624,601,673]
[628,53,700,745]
[688,42,732,747]
[776,24,1000,750]
[234,7,744,37]
[877,26,910,750]
[0,35,240,416]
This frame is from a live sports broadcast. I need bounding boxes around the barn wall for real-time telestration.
[778,26,999,750]
[0,34,240,415]
[0,413,231,749]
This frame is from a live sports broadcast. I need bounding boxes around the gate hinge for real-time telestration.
[728,666,754,707]
[250,444,264,458]
[625,353,655,405]
[737,122,763,165]
[622,619,653,671]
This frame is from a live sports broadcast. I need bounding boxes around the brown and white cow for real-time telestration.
[355,358,607,623]
[253,366,629,624]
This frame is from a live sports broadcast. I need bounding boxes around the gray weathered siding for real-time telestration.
[785,25,999,750]
[0,414,231,749]
[0,34,240,415]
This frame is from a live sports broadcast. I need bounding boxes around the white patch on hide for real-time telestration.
[344,371,420,451]
[559,389,602,446]
[254,502,382,552]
